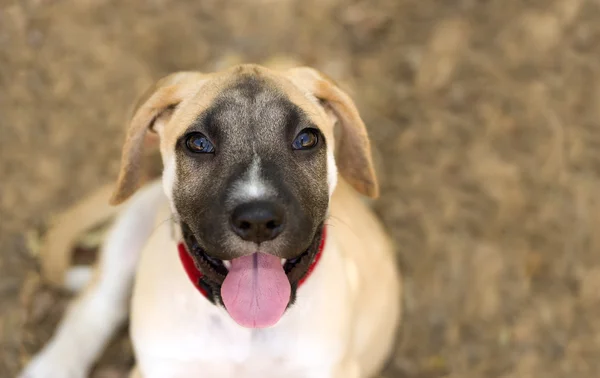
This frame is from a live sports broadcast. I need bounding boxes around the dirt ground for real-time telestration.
[2,0,600,377]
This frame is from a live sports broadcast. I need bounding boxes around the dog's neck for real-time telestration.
[177,227,328,304]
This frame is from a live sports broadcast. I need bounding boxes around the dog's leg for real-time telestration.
[40,183,125,288]
[19,182,165,378]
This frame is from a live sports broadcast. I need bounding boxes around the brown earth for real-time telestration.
[2,0,600,377]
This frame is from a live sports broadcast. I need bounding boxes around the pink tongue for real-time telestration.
[221,253,291,328]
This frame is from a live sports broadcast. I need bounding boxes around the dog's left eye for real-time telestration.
[185,133,215,154]
[292,128,319,150]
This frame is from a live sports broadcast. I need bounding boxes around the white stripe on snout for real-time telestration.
[245,157,268,197]
[231,156,273,201]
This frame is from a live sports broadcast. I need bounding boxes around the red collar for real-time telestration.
[177,227,327,300]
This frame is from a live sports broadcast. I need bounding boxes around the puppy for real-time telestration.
[20,64,402,378]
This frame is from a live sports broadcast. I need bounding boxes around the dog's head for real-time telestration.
[110,64,377,328]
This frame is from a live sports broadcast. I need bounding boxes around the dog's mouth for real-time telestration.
[181,223,324,328]
[181,223,324,284]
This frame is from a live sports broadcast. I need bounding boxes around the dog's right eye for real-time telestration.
[185,133,215,154]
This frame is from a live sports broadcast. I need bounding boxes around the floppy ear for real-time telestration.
[286,67,379,198]
[110,71,206,205]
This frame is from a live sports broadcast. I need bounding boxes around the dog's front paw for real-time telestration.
[19,349,89,378]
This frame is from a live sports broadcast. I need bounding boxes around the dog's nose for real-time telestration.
[230,201,285,243]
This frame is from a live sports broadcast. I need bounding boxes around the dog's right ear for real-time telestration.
[110,71,206,205]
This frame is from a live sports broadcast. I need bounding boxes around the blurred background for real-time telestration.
[1,0,600,377]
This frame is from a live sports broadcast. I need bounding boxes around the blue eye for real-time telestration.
[292,128,319,150]
[185,133,215,153]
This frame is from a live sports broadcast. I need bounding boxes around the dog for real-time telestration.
[20,64,402,378]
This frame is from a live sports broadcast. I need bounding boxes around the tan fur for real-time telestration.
[327,179,399,372]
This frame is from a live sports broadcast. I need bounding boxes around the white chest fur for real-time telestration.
[130,208,353,378]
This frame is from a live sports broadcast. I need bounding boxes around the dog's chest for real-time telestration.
[134,314,335,377]
[130,219,351,378]
[192,328,335,377]
[132,276,346,378]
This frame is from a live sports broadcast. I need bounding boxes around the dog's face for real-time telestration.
[110,65,378,328]
[174,74,330,263]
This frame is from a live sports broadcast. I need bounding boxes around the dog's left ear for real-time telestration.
[110,71,206,205]
[285,67,379,198]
